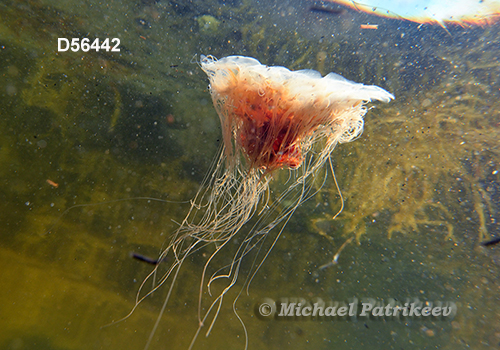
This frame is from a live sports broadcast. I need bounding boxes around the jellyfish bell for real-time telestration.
[327,0,500,27]
[137,55,393,349]
[200,54,393,173]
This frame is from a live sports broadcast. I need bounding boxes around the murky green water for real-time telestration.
[1,0,499,349]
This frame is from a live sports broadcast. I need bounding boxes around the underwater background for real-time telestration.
[1,0,499,349]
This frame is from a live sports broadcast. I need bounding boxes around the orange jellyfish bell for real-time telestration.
[200,55,394,173]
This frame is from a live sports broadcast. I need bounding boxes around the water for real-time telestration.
[1,0,499,349]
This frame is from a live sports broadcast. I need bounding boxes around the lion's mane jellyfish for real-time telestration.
[138,55,393,349]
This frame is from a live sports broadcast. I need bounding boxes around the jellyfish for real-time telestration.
[327,0,500,27]
[135,55,394,349]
